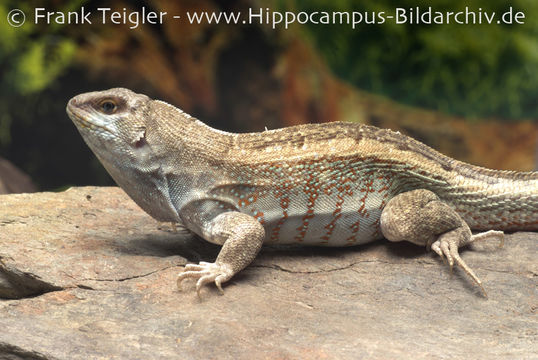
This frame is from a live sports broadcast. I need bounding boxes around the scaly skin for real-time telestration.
[67,88,537,296]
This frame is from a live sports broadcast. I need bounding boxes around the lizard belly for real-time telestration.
[241,190,387,246]
[265,210,383,246]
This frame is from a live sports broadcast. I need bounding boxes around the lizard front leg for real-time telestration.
[177,211,265,296]
[380,189,503,296]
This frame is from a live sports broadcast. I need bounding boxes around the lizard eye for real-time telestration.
[100,100,117,114]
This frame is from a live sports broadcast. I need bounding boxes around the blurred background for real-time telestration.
[0,0,537,193]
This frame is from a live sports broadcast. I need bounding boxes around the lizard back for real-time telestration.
[182,120,538,245]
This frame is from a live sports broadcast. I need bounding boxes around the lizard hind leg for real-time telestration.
[380,189,499,296]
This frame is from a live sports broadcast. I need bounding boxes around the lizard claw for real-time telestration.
[177,262,233,297]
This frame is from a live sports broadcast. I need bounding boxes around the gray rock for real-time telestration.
[0,187,536,359]
[0,157,37,194]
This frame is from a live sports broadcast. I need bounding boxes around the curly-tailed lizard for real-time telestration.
[66,88,537,296]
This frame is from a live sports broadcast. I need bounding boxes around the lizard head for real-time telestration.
[66,88,154,165]
[67,88,150,148]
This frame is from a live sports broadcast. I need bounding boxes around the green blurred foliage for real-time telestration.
[0,0,80,147]
[279,0,538,120]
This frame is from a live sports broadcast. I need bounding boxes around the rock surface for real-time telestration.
[0,187,536,359]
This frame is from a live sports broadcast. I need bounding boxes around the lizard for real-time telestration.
[66,88,538,297]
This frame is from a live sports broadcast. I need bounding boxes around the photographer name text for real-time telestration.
[32,7,526,29]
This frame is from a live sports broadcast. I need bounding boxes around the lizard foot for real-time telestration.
[431,232,487,297]
[177,262,233,297]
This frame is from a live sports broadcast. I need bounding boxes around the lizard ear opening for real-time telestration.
[134,128,147,148]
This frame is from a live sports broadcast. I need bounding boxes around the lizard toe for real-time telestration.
[470,230,504,248]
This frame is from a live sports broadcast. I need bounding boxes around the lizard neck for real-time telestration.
[151,100,235,162]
